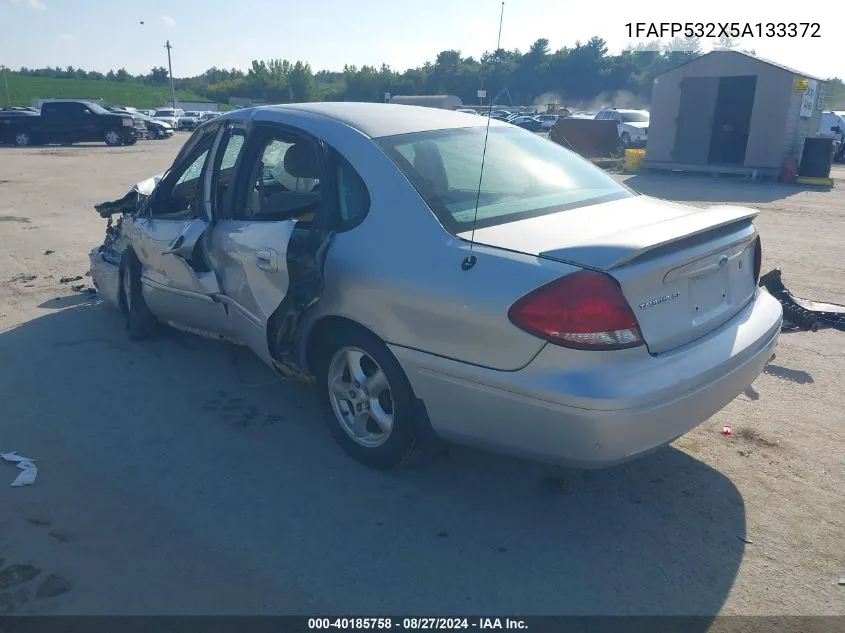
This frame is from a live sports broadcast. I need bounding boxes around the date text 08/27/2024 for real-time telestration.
[625,22,821,39]
[308,618,527,630]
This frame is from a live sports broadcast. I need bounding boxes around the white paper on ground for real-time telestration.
[1,451,38,486]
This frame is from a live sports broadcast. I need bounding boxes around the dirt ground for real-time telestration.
[0,137,843,618]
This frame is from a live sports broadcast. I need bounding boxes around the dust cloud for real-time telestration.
[532,90,649,113]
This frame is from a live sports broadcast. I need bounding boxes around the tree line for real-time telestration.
[11,36,845,108]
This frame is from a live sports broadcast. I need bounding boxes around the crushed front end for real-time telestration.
[88,175,162,310]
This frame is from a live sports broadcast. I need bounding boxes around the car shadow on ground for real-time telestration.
[0,299,747,619]
[621,171,826,204]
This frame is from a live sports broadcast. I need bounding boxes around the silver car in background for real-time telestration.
[89,103,782,470]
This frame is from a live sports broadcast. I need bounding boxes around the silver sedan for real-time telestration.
[89,103,782,470]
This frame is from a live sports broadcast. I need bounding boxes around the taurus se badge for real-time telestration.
[639,291,681,311]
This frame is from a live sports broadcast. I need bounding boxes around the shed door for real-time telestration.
[708,75,757,165]
[671,77,719,165]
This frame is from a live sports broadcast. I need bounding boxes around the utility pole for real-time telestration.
[1,66,10,107]
[164,40,177,108]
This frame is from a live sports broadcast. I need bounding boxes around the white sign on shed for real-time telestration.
[799,79,817,118]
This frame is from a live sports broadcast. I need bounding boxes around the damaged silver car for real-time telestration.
[90,103,782,470]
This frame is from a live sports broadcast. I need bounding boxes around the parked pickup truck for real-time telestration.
[0,100,138,147]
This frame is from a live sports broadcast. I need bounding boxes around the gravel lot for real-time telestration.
[0,137,843,618]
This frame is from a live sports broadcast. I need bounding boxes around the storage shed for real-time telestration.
[389,95,463,110]
[644,51,826,177]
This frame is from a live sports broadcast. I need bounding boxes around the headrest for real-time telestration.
[283,143,320,179]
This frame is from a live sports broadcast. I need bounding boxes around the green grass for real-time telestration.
[2,74,208,108]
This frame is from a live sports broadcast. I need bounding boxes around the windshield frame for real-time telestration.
[375,126,635,234]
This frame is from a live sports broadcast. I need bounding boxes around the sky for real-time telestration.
[1,0,841,80]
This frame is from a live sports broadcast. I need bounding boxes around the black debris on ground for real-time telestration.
[760,269,845,332]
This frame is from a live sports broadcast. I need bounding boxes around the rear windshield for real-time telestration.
[155,110,175,117]
[375,126,633,233]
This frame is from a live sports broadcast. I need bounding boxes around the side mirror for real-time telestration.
[832,125,841,133]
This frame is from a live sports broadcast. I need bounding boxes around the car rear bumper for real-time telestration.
[391,288,782,468]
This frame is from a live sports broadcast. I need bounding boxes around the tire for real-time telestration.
[314,325,421,470]
[104,129,123,146]
[621,132,632,147]
[120,250,160,340]
[14,131,32,147]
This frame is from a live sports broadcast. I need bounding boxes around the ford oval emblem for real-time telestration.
[718,255,728,268]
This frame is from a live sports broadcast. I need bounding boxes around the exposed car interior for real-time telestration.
[245,139,322,222]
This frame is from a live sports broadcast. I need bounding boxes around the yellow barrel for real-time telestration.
[624,149,645,173]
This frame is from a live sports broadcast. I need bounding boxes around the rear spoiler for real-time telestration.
[539,205,760,271]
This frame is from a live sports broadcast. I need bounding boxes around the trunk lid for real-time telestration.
[461,195,760,354]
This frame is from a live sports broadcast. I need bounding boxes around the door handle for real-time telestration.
[255,248,278,272]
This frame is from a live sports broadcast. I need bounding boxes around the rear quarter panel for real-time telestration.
[250,109,573,371]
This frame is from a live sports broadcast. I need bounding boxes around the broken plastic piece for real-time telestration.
[759,269,845,332]
[1,451,38,487]
[94,173,163,218]
[722,426,733,436]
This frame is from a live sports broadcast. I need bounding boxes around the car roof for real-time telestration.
[228,102,507,139]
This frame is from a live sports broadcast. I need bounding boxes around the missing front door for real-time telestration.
[708,76,757,165]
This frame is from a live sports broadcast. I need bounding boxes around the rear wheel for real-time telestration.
[120,251,160,340]
[104,129,123,146]
[315,326,421,470]
[14,131,32,147]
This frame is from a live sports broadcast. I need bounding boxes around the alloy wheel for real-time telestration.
[326,346,394,448]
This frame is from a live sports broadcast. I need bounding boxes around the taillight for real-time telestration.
[752,235,762,283]
[507,270,644,350]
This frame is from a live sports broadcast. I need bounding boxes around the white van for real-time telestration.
[818,111,845,161]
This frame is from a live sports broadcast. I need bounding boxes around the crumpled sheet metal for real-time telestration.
[759,269,845,332]
[94,173,163,218]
